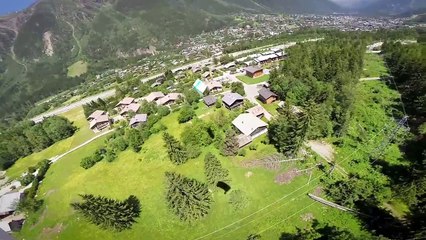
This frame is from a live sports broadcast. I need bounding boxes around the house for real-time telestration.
[0,213,25,233]
[202,72,211,79]
[222,92,244,109]
[246,105,267,118]
[116,97,136,111]
[254,53,279,64]
[142,92,165,103]
[87,110,106,121]
[258,88,278,104]
[193,79,208,95]
[120,103,140,117]
[203,95,217,107]
[129,114,148,128]
[156,93,183,106]
[89,114,111,133]
[245,66,264,78]
[0,192,22,217]
[223,61,236,69]
[206,81,223,93]
[232,113,268,139]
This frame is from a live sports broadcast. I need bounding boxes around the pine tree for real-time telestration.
[221,129,239,156]
[163,132,189,165]
[71,194,141,231]
[204,153,230,186]
[165,172,212,222]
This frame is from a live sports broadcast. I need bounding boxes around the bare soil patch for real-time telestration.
[274,168,301,185]
[42,223,64,239]
[240,153,283,171]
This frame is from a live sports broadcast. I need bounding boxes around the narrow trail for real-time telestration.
[10,45,27,73]
[66,20,82,57]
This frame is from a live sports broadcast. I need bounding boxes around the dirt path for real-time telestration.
[306,140,348,176]
[66,21,81,57]
[360,77,381,81]
[10,45,27,73]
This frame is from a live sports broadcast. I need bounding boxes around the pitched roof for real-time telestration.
[156,93,183,105]
[236,134,252,148]
[120,103,140,115]
[203,95,217,106]
[245,66,263,74]
[222,92,244,106]
[258,88,277,100]
[143,92,165,102]
[116,97,135,106]
[0,192,21,214]
[232,113,267,136]
[246,105,266,117]
[87,110,106,120]
[193,79,208,94]
[89,114,110,129]
[129,114,148,126]
[206,81,222,90]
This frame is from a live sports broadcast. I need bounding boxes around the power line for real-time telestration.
[194,125,390,240]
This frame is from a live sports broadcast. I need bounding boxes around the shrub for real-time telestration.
[228,190,249,211]
[20,174,35,186]
[215,99,222,109]
[80,156,97,169]
[238,149,247,157]
[178,105,195,123]
[27,166,36,173]
[105,150,117,163]
[249,144,257,151]
[158,106,171,117]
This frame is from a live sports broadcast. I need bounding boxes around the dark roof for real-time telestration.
[203,95,217,106]
[222,93,244,106]
[245,66,263,74]
[258,88,277,100]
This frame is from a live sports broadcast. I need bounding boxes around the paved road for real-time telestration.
[31,38,323,123]
[31,89,116,123]
[359,77,381,81]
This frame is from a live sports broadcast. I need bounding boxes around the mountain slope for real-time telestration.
[358,0,426,15]
[0,0,344,121]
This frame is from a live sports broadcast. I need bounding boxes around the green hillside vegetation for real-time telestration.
[361,53,388,78]
[67,61,88,77]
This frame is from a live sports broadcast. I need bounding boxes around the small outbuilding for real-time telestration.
[193,79,208,95]
[245,66,264,78]
[203,95,217,107]
[258,88,278,104]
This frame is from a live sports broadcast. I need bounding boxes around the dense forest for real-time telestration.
[268,34,426,239]
[0,116,76,169]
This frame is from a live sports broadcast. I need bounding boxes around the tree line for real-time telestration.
[0,116,76,169]
[268,36,365,155]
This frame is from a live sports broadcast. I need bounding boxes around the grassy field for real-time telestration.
[6,107,96,179]
[237,74,270,85]
[361,53,388,78]
[67,61,88,77]
[16,108,367,240]
[257,100,280,117]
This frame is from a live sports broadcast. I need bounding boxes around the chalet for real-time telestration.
[193,79,208,95]
[203,95,217,107]
[222,92,244,110]
[206,81,223,93]
[143,92,165,103]
[232,113,268,139]
[258,88,278,104]
[87,110,106,121]
[202,72,211,79]
[156,93,183,106]
[0,192,22,217]
[120,103,140,117]
[246,105,267,118]
[89,114,111,133]
[129,114,148,128]
[223,61,236,69]
[116,97,136,111]
[245,66,264,78]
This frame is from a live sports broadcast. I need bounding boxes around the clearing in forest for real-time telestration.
[67,60,88,77]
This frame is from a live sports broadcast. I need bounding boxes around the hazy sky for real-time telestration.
[330,0,380,8]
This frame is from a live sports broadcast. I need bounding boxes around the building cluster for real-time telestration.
[0,183,27,234]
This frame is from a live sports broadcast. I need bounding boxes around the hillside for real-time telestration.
[358,0,426,15]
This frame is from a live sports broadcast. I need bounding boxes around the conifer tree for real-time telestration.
[165,172,212,222]
[71,194,141,231]
[163,132,189,165]
[204,153,230,186]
